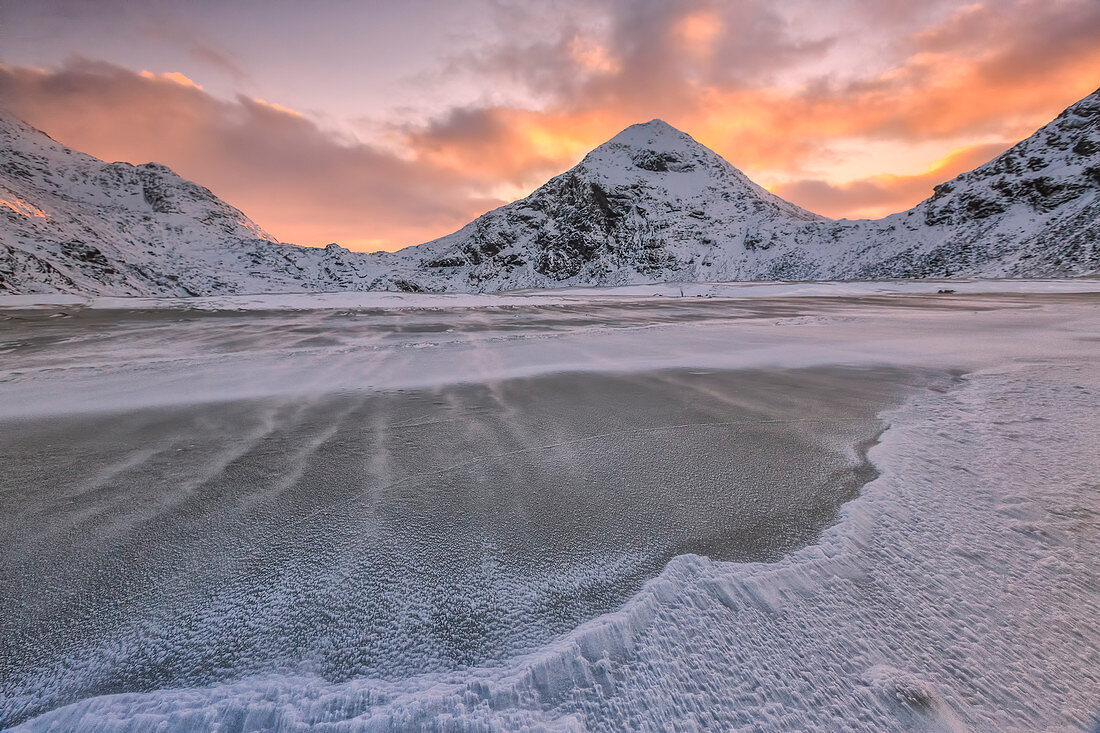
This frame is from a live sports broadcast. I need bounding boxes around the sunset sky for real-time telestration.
[2,0,1098,252]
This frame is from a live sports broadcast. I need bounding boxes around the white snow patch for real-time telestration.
[2,277,1099,312]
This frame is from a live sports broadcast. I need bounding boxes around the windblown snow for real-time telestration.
[2,89,1099,296]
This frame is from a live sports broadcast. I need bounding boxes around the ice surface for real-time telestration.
[1,286,1098,730]
[0,282,1097,419]
[0,368,926,727]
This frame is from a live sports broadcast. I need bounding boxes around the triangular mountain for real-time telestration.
[398,119,826,291]
[392,91,1099,291]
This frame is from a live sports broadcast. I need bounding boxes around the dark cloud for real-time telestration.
[188,43,249,84]
[453,0,835,113]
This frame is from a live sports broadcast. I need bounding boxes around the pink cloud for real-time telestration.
[0,59,502,251]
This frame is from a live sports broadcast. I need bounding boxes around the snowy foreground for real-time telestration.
[1,280,1098,731]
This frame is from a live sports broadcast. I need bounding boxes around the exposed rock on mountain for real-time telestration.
[824,88,1100,279]
[1,88,1097,296]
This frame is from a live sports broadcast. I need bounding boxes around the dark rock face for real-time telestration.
[631,150,695,173]
[743,232,774,251]
[139,168,180,214]
[530,174,614,279]
[424,254,466,268]
[60,241,114,271]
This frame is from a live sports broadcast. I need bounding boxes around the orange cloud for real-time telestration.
[404,0,1100,203]
[676,9,723,55]
[0,59,500,251]
[770,142,1013,219]
[138,70,203,89]
[251,97,304,118]
[568,38,620,74]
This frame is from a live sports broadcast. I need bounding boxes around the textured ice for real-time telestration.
[1,368,927,727]
[2,288,1099,730]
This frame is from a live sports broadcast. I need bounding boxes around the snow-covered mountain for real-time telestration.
[820,90,1100,280]
[0,112,393,295]
[398,120,828,290]
[398,89,1100,290]
[1,88,1098,296]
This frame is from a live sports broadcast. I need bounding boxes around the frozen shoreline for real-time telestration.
[3,289,1099,730]
[1,367,930,728]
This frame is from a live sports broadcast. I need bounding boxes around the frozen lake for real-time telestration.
[1,282,1098,731]
[1,367,931,724]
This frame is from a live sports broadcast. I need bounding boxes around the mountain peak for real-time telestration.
[637,118,681,132]
[603,119,695,150]
[579,118,729,180]
[573,116,821,222]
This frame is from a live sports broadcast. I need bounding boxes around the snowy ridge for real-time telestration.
[826,88,1100,279]
[0,111,395,295]
[1,88,1099,296]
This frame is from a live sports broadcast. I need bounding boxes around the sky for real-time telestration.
[1,0,1098,252]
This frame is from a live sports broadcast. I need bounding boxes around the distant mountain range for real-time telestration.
[2,88,1098,296]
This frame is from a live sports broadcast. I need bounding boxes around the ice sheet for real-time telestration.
[0,288,1097,418]
[2,288,1098,731]
[1,368,932,728]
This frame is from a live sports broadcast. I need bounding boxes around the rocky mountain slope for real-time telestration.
[1,88,1097,296]
[822,89,1100,280]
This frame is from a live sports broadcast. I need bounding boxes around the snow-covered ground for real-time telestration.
[1,283,1098,730]
[2,277,1099,312]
